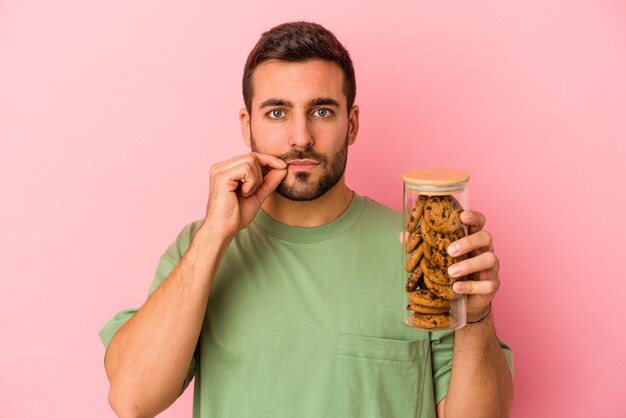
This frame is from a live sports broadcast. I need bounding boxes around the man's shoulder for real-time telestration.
[357,194,403,236]
[360,195,402,223]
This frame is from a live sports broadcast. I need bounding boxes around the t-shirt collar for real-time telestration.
[251,192,366,244]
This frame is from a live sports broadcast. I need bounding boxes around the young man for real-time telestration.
[100,22,513,418]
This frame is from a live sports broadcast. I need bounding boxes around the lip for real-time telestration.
[287,159,319,170]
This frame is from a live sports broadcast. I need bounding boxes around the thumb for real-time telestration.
[253,168,287,203]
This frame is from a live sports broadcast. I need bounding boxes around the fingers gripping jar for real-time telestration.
[402,169,470,331]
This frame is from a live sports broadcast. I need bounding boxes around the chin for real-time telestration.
[276,178,326,201]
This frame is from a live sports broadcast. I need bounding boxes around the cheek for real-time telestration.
[312,122,349,147]
[250,124,286,151]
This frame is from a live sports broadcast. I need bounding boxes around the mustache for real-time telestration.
[279,149,328,164]
[260,149,328,177]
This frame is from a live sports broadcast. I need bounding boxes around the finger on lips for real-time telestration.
[252,152,288,169]
[236,155,288,197]
[248,153,287,182]
[212,153,286,188]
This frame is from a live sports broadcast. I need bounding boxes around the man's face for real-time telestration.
[241,59,358,201]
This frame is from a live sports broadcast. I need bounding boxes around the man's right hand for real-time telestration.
[203,152,288,239]
[105,153,286,417]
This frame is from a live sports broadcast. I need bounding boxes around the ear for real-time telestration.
[347,105,360,145]
[239,108,251,147]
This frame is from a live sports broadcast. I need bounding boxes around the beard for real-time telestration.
[250,135,349,201]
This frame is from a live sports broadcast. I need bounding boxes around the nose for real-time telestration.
[288,113,314,149]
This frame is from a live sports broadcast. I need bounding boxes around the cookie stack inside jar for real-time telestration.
[402,169,470,331]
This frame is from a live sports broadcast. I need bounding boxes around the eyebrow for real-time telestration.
[259,98,290,108]
[258,97,340,109]
[308,97,340,107]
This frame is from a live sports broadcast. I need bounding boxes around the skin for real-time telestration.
[437,210,514,418]
[239,59,359,227]
[103,58,512,418]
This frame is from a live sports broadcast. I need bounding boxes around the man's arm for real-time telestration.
[436,315,513,418]
[104,153,287,418]
[436,210,513,418]
[105,225,228,417]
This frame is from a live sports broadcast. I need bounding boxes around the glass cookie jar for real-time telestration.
[402,169,470,331]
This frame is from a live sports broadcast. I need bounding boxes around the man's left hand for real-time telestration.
[445,210,500,322]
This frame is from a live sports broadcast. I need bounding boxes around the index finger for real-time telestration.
[461,209,486,235]
[251,152,288,170]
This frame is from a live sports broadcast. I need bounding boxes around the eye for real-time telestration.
[313,108,333,118]
[267,109,285,119]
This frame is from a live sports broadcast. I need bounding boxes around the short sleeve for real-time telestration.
[98,220,204,391]
[98,308,139,351]
[429,330,514,404]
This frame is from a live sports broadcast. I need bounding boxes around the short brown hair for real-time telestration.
[242,21,356,113]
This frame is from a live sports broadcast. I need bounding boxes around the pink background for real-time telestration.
[1,0,625,417]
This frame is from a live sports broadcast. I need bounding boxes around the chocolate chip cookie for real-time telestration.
[423,272,460,300]
[423,195,464,234]
[420,220,466,253]
[404,230,422,253]
[409,289,451,308]
[404,268,424,292]
[405,197,426,233]
[408,303,450,315]
[405,242,424,273]
[420,257,456,286]
[410,312,451,329]
[422,240,466,269]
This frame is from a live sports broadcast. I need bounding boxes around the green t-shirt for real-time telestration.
[100,194,513,418]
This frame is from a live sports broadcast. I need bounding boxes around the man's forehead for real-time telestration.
[251,59,346,107]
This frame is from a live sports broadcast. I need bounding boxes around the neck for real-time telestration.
[261,178,354,227]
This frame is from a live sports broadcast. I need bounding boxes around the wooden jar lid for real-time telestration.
[402,169,470,186]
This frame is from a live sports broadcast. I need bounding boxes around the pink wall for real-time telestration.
[1,1,625,417]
